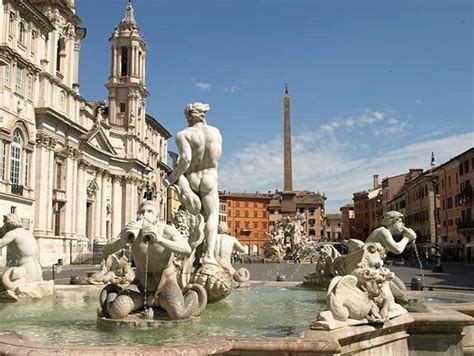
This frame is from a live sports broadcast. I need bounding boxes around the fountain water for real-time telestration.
[412,242,425,282]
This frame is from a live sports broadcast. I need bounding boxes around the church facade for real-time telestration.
[0,0,170,266]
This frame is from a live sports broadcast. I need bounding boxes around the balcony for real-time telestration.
[11,184,23,196]
[458,186,473,205]
[458,220,474,233]
[53,188,67,202]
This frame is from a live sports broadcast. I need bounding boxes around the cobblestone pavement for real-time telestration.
[44,260,474,290]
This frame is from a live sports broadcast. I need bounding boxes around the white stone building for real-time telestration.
[0,0,170,266]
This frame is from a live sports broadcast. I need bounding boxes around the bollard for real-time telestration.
[411,276,423,290]
[276,275,286,282]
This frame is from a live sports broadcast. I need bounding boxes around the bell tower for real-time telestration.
[107,0,148,136]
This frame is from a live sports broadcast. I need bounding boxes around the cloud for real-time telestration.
[224,85,238,93]
[218,109,473,213]
[195,82,211,91]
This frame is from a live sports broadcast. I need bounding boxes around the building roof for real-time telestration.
[267,190,325,208]
[433,147,474,171]
[145,114,172,139]
[219,191,273,200]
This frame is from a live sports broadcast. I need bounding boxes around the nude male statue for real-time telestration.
[366,211,417,255]
[0,214,42,298]
[101,201,206,320]
[163,102,222,267]
[215,222,246,275]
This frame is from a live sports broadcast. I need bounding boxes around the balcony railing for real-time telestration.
[11,184,24,196]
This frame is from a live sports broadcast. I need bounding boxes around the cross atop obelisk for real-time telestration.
[283,84,293,191]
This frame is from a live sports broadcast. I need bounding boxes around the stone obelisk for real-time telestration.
[281,85,296,215]
[283,86,293,191]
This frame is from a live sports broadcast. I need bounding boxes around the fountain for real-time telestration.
[0,107,473,355]
[263,213,319,263]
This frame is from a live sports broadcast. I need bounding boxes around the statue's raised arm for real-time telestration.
[366,211,416,255]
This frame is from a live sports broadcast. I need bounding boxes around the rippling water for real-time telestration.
[0,285,326,346]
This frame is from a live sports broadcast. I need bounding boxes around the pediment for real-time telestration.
[81,125,117,156]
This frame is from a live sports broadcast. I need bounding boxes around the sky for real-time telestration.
[77,0,473,213]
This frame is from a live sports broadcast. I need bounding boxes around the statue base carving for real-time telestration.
[191,264,233,303]
[311,308,408,331]
[0,280,54,302]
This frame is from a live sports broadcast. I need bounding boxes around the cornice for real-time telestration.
[0,46,41,74]
[5,0,55,34]
[38,71,83,100]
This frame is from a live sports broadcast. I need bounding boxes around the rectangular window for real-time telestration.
[26,73,33,98]
[55,162,63,189]
[119,103,126,112]
[9,12,15,37]
[10,144,20,185]
[120,47,128,76]
[31,30,37,54]
[15,66,23,93]
[24,152,29,186]
[447,197,453,209]
[0,141,6,180]
[4,65,10,88]
[465,160,469,173]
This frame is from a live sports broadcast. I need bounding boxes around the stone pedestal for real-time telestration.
[408,309,474,356]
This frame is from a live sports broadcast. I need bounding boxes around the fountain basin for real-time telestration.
[0,283,472,355]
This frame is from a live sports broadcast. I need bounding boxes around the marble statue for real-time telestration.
[312,215,412,331]
[88,249,134,285]
[366,211,417,254]
[312,242,406,330]
[163,102,222,269]
[263,216,317,263]
[215,222,250,288]
[99,201,207,321]
[303,244,340,287]
[366,211,416,301]
[0,214,53,301]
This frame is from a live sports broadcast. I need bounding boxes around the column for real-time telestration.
[76,162,86,238]
[124,176,134,223]
[100,172,107,240]
[142,53,146,83]
[111,176,122,239]
[94,171,102,241]
[71,156,78,235]
[46,142,55,234]
[34,142,49,234]
[63,155,74,236]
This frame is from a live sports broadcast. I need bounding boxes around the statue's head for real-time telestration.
[3,214,22,229]
[218,221,228,234]
[137,201,159,223]
[184,102,210,126]
[382,211,404,235]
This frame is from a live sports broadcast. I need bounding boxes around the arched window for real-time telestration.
[56,38,66,72]
[10,130,22,186]
[18,22,26,44]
